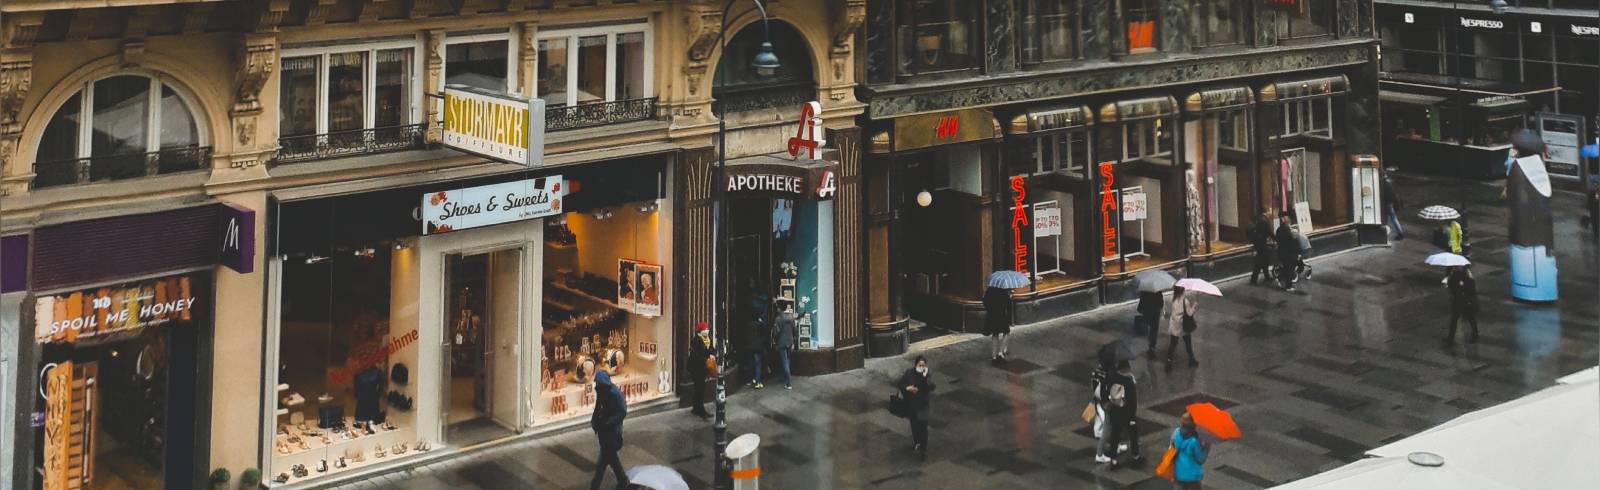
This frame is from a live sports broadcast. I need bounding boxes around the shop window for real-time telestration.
[31,74,207,189]
[1195,0,1246,47]
[898,0,979,75]
[1008,130,1090,178]
[1120,0,1160,54]
[445,35,511,92]
[1555,35,1600,66]
[280,46,415,138]
[537,24,651,107]
[1021,0,1081,63]
[1218,110,1248,151]
[1122,119,1173,162]
[1275,0,1335,40]
[1280,98,1333,138]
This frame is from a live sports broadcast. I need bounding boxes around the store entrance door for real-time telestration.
[442,247,522,446]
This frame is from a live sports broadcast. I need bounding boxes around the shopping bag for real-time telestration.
[705,357,718,377]
[1154,446,1177,481]
[1080,402,1097,423]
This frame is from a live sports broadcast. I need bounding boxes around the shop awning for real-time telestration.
[1258,75,1350,102]
[1380,71,1562,98]
[1379,90,1448,106]
[1007,105,1093,135]
[1184,87,1254,112]
[1098,96,1178,123]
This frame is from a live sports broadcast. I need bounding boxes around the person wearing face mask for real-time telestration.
[899,356,936,461]
[685,322,713,419]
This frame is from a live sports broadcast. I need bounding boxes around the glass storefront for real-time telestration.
[1003,105,1099,290]
[1184,88,1257,256]
[1099,97,1183,274]
[1261,76,1353,232]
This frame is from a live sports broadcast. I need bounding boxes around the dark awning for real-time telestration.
[1379,90,1448,106]
[1097,96,1178,123]
[1007,105,1093,135]
[1184,87,1254,112]
[1380,71,1561,98]
[1258,75,1350,102]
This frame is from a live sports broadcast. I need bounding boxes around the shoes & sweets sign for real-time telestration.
[422,175,564,235]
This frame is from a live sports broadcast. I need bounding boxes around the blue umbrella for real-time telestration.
[987,270,1030,289]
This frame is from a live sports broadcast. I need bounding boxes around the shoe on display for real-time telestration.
[316,460,327,473]
[274,473,290,483]
[335,457,347,469]
[317,393,335,403]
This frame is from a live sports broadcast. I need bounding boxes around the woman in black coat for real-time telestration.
[1443,266,1480,346]
[899,356,936,461]
[982,286,1014,364]
[1274,216,1302,291]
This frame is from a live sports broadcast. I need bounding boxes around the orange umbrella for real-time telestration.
[1186,403,1242,440]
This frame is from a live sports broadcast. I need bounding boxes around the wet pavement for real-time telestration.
[331,174,1598,489]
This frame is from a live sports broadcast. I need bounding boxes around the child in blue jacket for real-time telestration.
[1171,413,1211,489]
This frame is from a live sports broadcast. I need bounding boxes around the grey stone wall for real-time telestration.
[986,0,1017,74]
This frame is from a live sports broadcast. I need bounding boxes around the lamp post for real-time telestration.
[709,1,779,489]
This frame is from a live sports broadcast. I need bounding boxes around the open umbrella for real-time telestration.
[1417,205,1461,221]
[1173,278,1221,297]
[1097,340,1135,368]
[1135,269,1177,293]
[1425,253,1470,267]
[626,465,689,490]
[987,270,1030,289]
[1511,129,1547,156]
[1186,402,1241,440]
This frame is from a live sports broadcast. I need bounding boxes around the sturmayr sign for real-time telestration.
[441,85,546,166]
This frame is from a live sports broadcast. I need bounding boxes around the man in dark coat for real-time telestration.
[982,286,1014,364]
[1102,359,1143,468]
[1248,213,1275,285]
[685,322,713,418]
[774,309,796,390]
[899,356,936,461]
[589,371,629,490]
[744,314,770,389]
[1137,289,1165,353]
[1381,172,1404,240]
[1274,216,1302,291]
[1443,266,1480,346]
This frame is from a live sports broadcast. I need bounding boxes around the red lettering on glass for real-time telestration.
[1010,176,1030,273]
[1099,162,1118,259]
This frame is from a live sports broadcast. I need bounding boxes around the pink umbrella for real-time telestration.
[1174,278,1222,297]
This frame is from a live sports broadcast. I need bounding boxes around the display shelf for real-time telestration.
[534,371,664,425]
[268,417,427,487]
[273,418,404,457]
[548,281,624,311]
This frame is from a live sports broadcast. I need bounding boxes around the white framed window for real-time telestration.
[536,23,652,107]
[443,31,516,94]
[1100,186,1149,261]
[280,40,420,138]
[1279,98,1332,138]
[1122,119,1173,162]
[1217,110,1249,150]
[32,72,207,187]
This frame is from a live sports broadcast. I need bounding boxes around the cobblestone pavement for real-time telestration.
[326,175,1599,489]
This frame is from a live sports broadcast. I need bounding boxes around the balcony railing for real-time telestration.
[545,97,658,132]
[32,146,212,189]
[713,83,815,114]
[273,123,428,165]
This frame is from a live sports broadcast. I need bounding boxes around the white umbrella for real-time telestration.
[987,270,1030,289]
[1273,453,1519,489]
[625,465,688,490]
[1417,205,1461,220]
[1134,269,1177,293]
[1424,253,1470,267]
[1174,277,1221,297]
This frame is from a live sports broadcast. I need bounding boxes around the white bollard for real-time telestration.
[725,433,761,490]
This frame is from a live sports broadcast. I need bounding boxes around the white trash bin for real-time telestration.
[725,433,761,490]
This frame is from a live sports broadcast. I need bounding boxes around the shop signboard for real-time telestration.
[42,361,71,490]
[1099,162,1119,259]
[1034,205,1062,237]
[33,275,199,345]
[724,163,839,200]
[1122,190,1148,221]
[1457,16,1506,30]
[441,85,546,166]
[1008,176,1030,273]
[788,101,826,161]
[893,108,998,152]
[218,202,255,274]
[1537,113,1584,179]
[422,175,564,234]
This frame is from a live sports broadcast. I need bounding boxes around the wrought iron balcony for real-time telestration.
[273,123,428,165]
[31,146,212,189]
[545,97,659,132]
[713,83,815,114]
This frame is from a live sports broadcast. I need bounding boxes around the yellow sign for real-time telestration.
[43,361,71,490]
[891,108,998,152]
[442,86,546,166]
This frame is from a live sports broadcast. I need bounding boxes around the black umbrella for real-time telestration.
[1511,129,1547,156]
[1097,340,1135,368]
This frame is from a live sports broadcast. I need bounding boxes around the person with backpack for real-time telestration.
[589,371,630,490]
[1101,359,1142,468]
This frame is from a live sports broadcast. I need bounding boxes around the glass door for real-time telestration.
[442,247,522,446]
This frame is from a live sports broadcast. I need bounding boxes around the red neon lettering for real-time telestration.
[935,116,960,139]
[1010,176,1030,273]
[1099,162,1118,258]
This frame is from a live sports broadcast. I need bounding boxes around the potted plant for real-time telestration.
[209,468,231,490]
[240,468,262,489]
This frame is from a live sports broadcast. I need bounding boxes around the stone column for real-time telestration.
[829,127,865,370]
[0,13,42,197]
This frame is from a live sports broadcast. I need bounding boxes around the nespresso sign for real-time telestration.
[1459,17,1504,29]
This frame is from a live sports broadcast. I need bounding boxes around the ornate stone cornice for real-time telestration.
[3,13,44,49]
[234,34,278,116]
[831,0,866,52]
[0,54,32,136]
[685,1,722,63]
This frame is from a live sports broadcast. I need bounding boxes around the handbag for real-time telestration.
[1182,313,1197,333]
[1155,446,1177,481]
[705,357,718,377]
[889,394,907,418]
[1080,402,1096,423]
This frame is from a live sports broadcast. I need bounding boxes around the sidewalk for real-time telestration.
[330,176,1598,489]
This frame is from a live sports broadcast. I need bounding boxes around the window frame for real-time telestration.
[1218,110,1249,151]
[895,0,982,77]
[535,22,654,108]
[1020,0,1083,64]
[39,72,208,162]
[1278,98,1334,139]
[1194,0,1248,48]
[1275,0,1337,41]
[440,31,518,95]
[1119,0,1162,55]
[1121,119,1173,162]
[281,39,423,136]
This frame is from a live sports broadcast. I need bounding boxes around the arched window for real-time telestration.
[33,74,208,189]
[713,21,814,113]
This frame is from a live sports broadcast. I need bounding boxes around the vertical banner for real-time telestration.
[42,361,72,490]
[1008,176,1030,273]
[1099,162,1119,259]
[633,264,663,317]
[617,259,638,311]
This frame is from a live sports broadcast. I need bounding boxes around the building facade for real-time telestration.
[1376,0,1599,182]
[0,0,865,488]
[858,0,1384,353]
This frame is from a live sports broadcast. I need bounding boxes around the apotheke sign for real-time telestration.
[423,176,563,234]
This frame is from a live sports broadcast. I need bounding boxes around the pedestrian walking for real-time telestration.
[899,356,935,461]
[1169,413,1211,490]
[1138,288,1166,353]
[983,286,1014,365]
[1090,360,1113,463]
[773,308,796,390]
[1248,213,1275,285]
[1102,359,1143,468]
[685,322,713,419]
[1443,265,1480,347]
[744,314,769,390]
[1274,216,1302,291]
[1381,171,1404,240]
[1164,286,1199,369]
[589,371,629,490]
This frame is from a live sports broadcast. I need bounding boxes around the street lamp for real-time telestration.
[1447,0,1508,235]
[709,1,779,489]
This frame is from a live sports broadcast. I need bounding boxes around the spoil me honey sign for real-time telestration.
[442,85,546,166]
[32,274,199,345]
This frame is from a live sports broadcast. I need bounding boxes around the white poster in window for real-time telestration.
[617,259,638,310]
[1295,201,1314,237]
[1034,204,1062,237]
[633,263,663,317]
[1122,190,1147,221]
